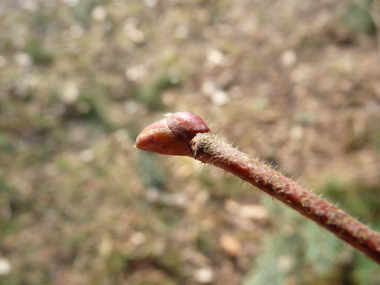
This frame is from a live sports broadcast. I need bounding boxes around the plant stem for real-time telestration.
[191,132,380,265]
[135,112,380,265]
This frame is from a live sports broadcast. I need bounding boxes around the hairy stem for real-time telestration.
[135,112,380,265]
[191,132,380,265]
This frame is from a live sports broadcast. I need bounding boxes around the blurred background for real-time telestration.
[1,0,380,284]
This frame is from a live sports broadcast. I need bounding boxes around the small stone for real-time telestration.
[211,90,229,106]
[144,0,157,7]
[225,200,268,221]
[281,50,297,67]
[80,149,94,162]
[129,232,146,246]
[219,233,242,256]
[290,125,304,142]
[98,236,112,257]
[69,25,84,39]
[146,188,160,202]
[19,0,38,11]
[202,81,216,95]
[0,55,6,68]
[128,29,145,44]
[61,82,79,104]
[125,65,146,81]
[62,0,79,7]
[0,258,11,276]
[290,64,312,84]
[124,19,145,44]
[277,255,294,272]
[207,49,226,67]
[91,5,107,22]
[14,52,32,67]
[175,25,189,39]
[238,204,268,220]
[194,266,213,283]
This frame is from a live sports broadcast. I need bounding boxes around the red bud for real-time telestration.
[167,112,210,144]
[135,112,210,156]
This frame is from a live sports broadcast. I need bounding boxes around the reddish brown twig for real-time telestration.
[135,112,380,265]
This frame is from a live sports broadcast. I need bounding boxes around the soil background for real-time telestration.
[0,0,380,284]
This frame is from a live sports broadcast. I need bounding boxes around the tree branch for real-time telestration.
[135,112,380,265]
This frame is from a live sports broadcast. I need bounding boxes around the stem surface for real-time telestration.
[135,112,380,265]
[191,132,380,265]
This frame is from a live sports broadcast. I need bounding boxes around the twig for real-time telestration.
[135,112,380,265]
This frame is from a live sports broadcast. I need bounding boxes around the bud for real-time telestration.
[167,112,210,143]
[135,112,210,156]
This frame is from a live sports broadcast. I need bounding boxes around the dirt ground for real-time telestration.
[0,0,380,284]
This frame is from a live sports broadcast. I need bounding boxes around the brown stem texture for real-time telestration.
[135,112,380,265]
